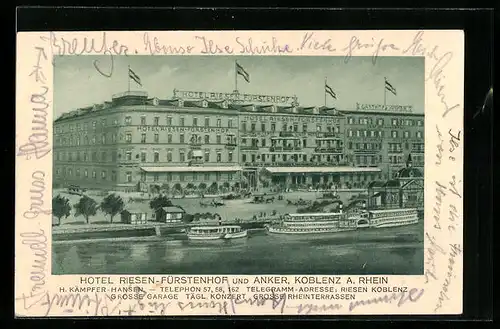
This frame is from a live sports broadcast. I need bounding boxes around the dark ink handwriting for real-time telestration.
[434,244,462,312]
[402,31,439,60]
[404,31,460,118]
[435,125,444,166]
[29,47,47,84]
[177,300,230,315]
[448,175,462,199]
[448,204,459,233]
[195,36,233,54]
[17,86,50,160]
[40,32,129,77]
[348,288,424,311]
[424,232,446,283]
[20,229,48,294]
[448,129,461,161]
[300,32,336,52]
[144,32,195,55]
[236,37,292,55]
[23,171,51,219]
[427,52,460,118]
[433,181,448,230]
[294,302,342,314]
[17,291,120,316]
[343,36,399,65]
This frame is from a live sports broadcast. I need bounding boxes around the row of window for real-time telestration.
[55,116,235,134]
[241,122,339,133]
[55,114,423,134]
[346,117,423,127]
[56,149,235,163]
[129,115,232,128]
[333,142,426,152]
[388,155,424,164]
[56,133,239,147]
[131,133,237,145]
[241,153,343,163]
[142,172,235,182]
[56,168,119,181]
[347,130,423,139]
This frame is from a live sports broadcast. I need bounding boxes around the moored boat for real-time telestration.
[351,208,419,229]
[266,212,356,235]
[187,225,248,241]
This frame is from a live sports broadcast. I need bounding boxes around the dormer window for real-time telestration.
[292,107,298,113]
[202,100,208,108]
[313,107,319,114]
[152,98,159,106]
[271,105,277,113]
[221,100,228,109]
[178,99,184,107]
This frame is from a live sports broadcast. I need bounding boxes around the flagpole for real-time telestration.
[383,77,387,106]
[128,65,130,93]
[234,61,238,93]
[324,77,327,107]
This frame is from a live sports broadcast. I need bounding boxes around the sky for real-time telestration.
[53,55,424,118]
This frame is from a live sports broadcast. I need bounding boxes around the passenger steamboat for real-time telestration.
[352,208,419,229]
[187,225,248,241]
[266,212,357,235]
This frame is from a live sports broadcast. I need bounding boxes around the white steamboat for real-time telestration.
[266,212,356,235]
[353,208,419,228]
[187,225,248,241]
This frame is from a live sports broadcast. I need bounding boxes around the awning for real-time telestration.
[263,166,382,174]
[141,166,242,173]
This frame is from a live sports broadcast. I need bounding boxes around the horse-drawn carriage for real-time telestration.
[199,199,225,208]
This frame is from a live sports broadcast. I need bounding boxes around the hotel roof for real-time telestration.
[54,91,342,122]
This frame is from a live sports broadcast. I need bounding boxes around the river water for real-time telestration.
[52,221,423,275]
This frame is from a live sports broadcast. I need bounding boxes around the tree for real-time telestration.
[52,195,71,225]
[208,182,218,194]
[185,183,195,190]
[149,195,173,211]
[100,193,125,223]
[73,196,98,224]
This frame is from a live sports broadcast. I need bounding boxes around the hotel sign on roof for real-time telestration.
[174,89,299,105]
[355,103,414,113]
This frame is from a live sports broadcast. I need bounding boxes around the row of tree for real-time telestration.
[149,182,237,195]
[52,194,179,226]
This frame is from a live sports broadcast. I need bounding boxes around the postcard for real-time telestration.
[15,30,464,316]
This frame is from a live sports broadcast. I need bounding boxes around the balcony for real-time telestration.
[353,148,380,153]
[316,133,338,139]
[314,147,343,153]
[189,142,202,149]
[225,142,237,149]
[411,148,424,153]
[269,146,303,152]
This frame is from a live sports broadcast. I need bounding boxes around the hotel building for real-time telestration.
[340,103,425,187]
[53,91,241,193]
[53,90,424,192]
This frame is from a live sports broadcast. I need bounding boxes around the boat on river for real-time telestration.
[187,225,248,241]
[266,212,356,235]
[352,208,419,229]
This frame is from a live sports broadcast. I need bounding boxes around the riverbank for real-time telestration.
[52,220,273,242]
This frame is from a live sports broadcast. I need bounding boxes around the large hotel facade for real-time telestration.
[53,90,424,193]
